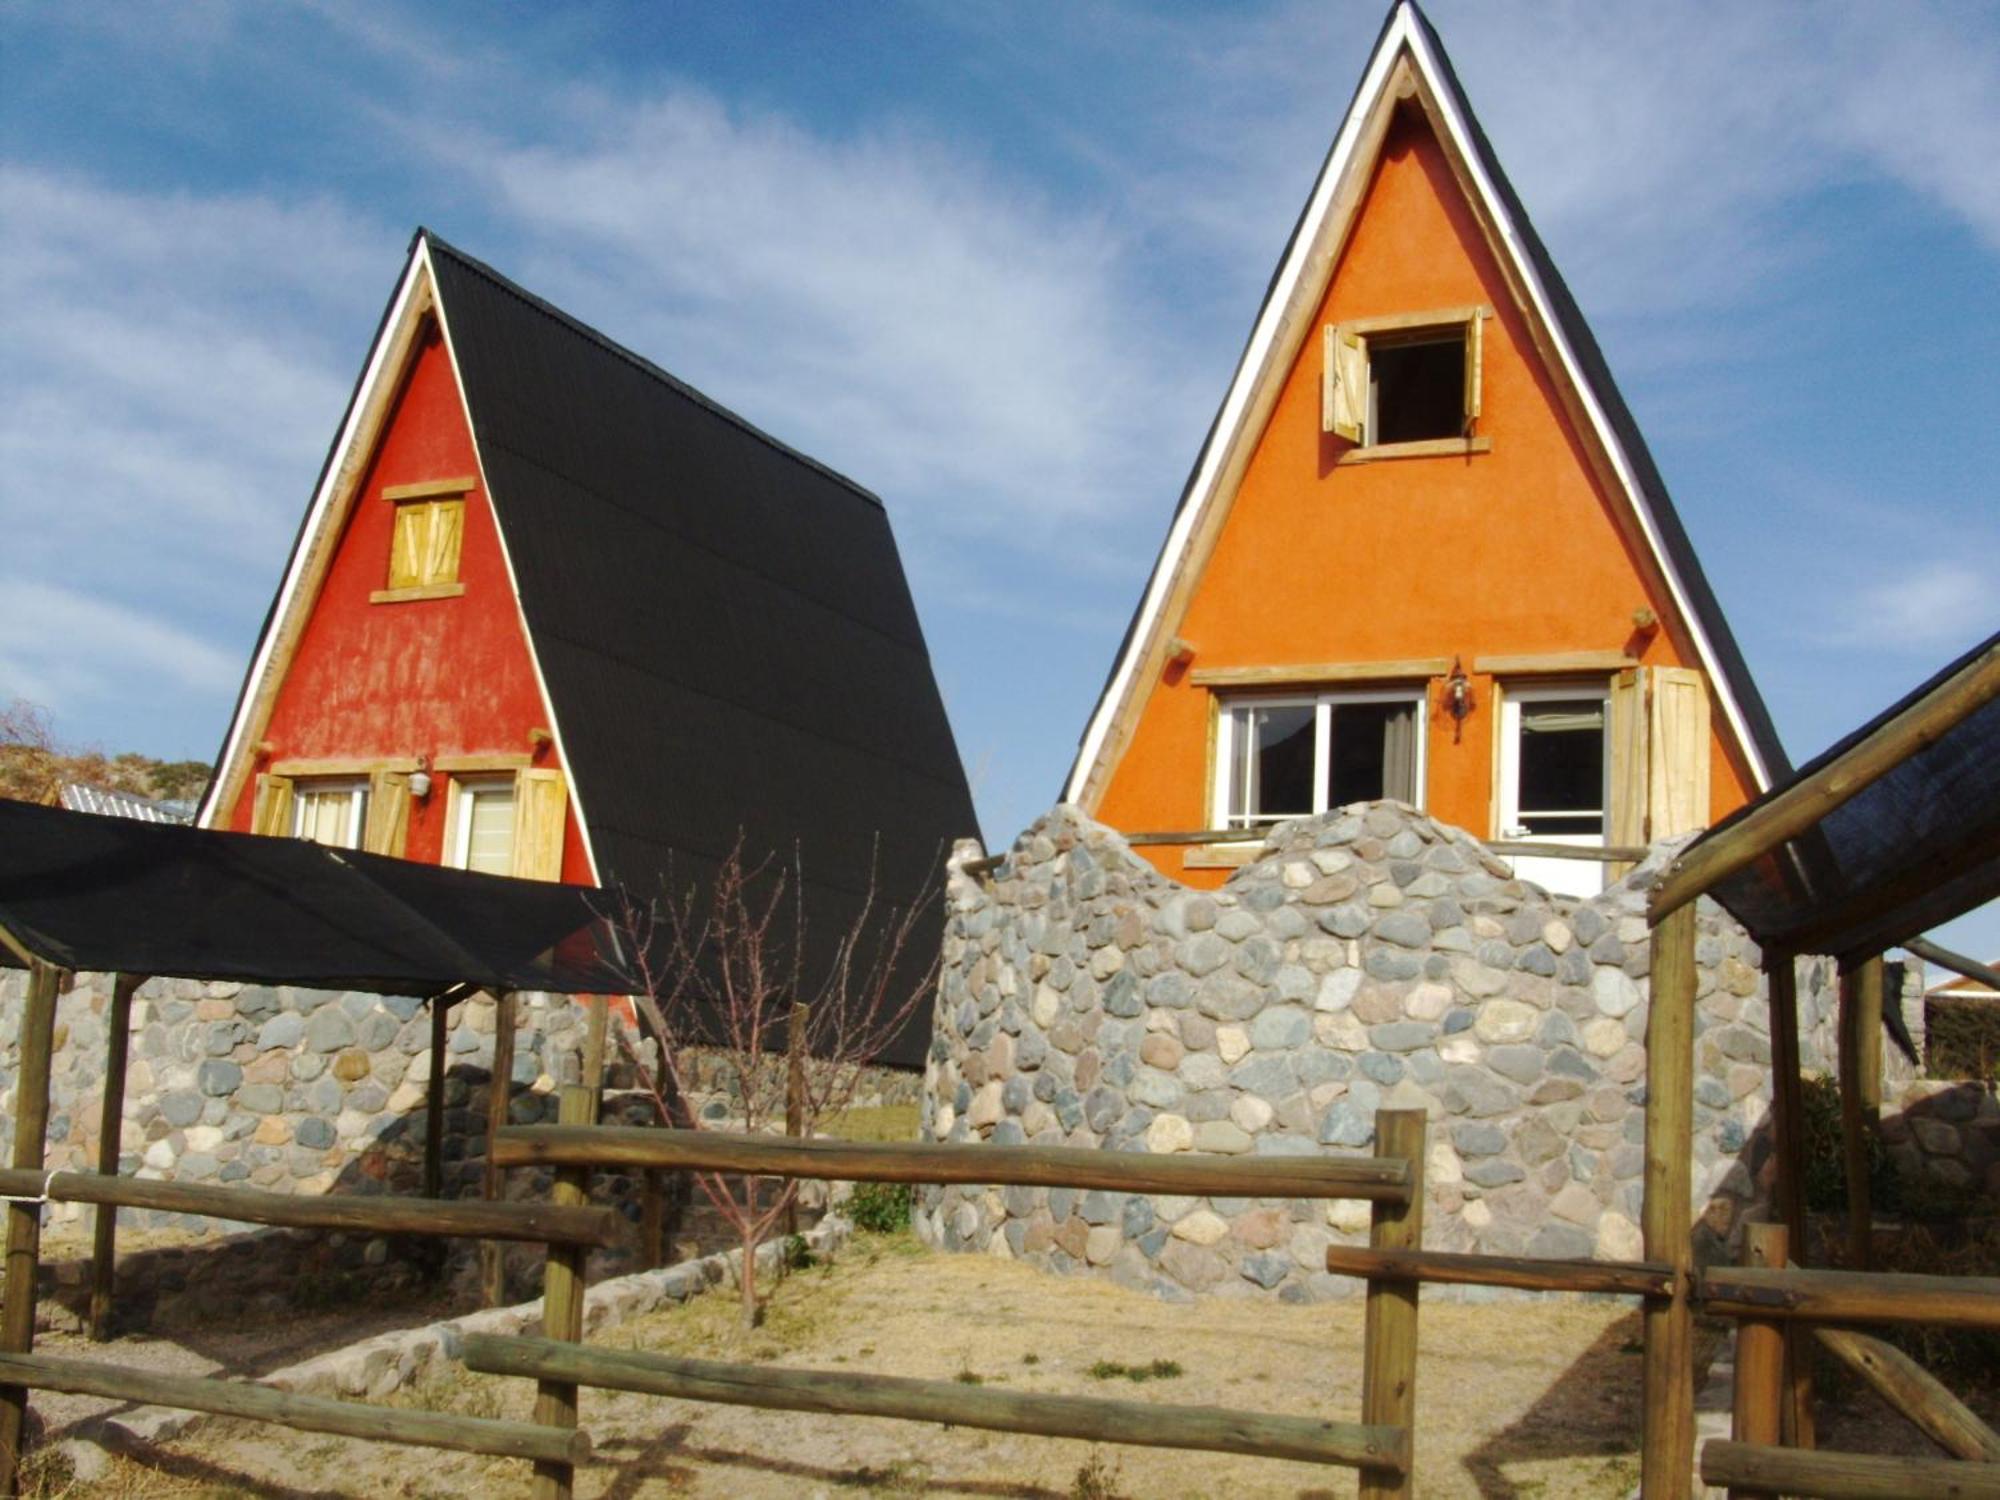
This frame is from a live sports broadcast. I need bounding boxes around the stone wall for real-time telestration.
[0,976,596,1229]
[916,802,1858,1302]
[0,973,918,1239]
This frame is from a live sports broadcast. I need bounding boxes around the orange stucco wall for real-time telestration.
[1094,109,1755,886]
[226,322,592,883]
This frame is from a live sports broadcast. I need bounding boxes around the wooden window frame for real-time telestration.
[373,476,474,604]
[1323,304,1492,459]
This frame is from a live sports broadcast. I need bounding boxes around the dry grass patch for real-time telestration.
[68,1230,1676,1497]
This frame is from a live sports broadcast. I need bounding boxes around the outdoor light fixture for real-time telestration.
[409,756,433,801]
[1443,657,1474,743]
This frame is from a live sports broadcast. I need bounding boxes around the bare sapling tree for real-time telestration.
[611,836,939,1326]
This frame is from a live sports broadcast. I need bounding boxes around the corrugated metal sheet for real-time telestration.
[58,783,194,824]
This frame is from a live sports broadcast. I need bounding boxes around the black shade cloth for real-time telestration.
[0,800,637,997]
[1694,631,2000,962]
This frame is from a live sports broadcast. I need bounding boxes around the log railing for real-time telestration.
[0,980,622,1500]
[1706,1227,2000,1498]
[484,1106,1430,1500]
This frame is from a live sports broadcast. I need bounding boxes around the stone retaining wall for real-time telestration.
[0,973,916,1241]
[915,802,1862,1302]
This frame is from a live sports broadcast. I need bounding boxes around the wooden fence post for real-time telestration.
[1642,899,1699,1500]
[639,1170,666,1271]
[531,1084,594,1500]
[1359,1107,1425,1500]
[784,1002,807,1238]
[481,991,518,1307]
[1837,957,1882,1271]
[1729,1224,1787,1499]
[1762,954,1814,1449]
[581,996,608,1110]
[0,960,61,1496]
[88,973,140,1343]
[425,992,451,1202]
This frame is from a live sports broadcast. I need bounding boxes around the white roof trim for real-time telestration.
[1065,1,1772,805]
[198,237,604,886]
[199,249,433,829]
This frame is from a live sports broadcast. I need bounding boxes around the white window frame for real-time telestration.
[446,773,518,875]
[1211,686,1427,832]
[1495,680,1612,841]
[290,777,370,850]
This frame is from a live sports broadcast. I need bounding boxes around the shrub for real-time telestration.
[1085,1358,1182,1383]
[848,1180,913,1234]
[1070,1451,1125,1500]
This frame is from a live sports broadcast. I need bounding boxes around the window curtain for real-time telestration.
[1381,704,1416,803]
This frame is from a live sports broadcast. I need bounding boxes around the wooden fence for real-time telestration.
[4,1080,1998,1497]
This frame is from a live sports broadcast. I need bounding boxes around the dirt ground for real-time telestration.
[42,1231,1672,1500]
[27,1223,1985,1498]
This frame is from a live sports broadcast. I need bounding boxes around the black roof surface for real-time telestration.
[232,233,975,1063]
[1070,0,1791,791]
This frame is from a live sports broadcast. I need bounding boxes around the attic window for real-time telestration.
[1323,306,1491,459]
[371,476,474,604]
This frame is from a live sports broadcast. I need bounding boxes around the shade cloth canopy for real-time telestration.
[0,800,636,997]
[1692,631,2000,962]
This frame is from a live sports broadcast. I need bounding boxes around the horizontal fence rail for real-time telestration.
[0,1168,618,1248]
[1700,1265,2000,1330]
[1322,1245,1675,1298]
[464,1335,1408,1473]
[0,1351,590,1465]
[1700,1439,2000,1500]
[493,1126,1413,1202]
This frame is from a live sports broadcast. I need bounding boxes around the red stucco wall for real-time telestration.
[227,321,591,883]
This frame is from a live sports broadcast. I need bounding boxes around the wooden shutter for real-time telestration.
[1462,310,1484,429]
[1606,669,1647,874]
[251,773,295,837]
[511,768,568,881]
[1322,324,1368,442]
[424,499,464,585]
[389,503,429,590]
[364,770,411,857]
[1647,666,1711,840]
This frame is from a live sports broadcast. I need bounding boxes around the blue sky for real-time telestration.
[2,1,1995,955]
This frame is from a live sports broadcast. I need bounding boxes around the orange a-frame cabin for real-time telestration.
[1065,2,1789,895]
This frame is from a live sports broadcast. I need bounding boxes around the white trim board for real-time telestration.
[1063,1,1775,811]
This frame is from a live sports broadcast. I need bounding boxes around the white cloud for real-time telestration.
[0,164,396,746]
[461,90,1190,546]
[1819,561,1996,652]
[0,577,242,716]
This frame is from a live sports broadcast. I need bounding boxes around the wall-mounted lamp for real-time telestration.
[1443,657,1475,744]
[528,726,554,754]
[1164,636,1196,674]
[409,755,433,801]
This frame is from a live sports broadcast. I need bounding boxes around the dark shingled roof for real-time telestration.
[1070,0,1791,792]
[422,234,976,1066]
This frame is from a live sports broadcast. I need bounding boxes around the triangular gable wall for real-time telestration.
[1065,1,1785,812]
[197,236,601,882]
